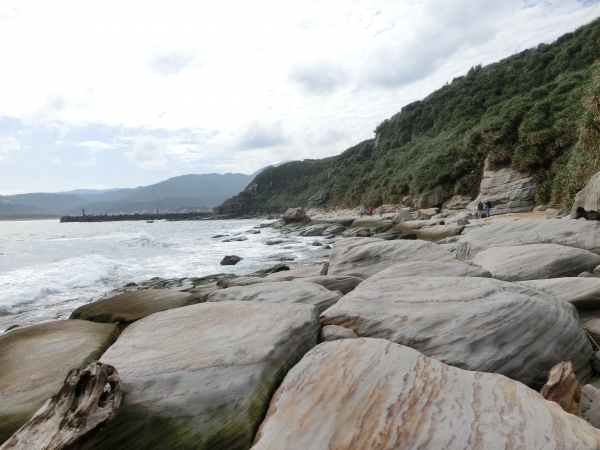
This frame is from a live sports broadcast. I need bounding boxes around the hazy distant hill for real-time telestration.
[2,193,86,215]
[0,172,260,216]
[0,203,51,216]
[64,198,211,215]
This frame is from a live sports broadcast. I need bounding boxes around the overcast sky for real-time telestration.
[0,0,599,194]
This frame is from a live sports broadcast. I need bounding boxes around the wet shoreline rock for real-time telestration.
[85,301,320,450]
[69,289,200,324]
[220,255,243,265]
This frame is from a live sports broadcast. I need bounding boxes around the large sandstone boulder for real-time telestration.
[299,224,329,236]
[466,158,536,214]
[416,185,445,209]
[207,281,340,313]
[320,276,592,387]
[366,260,491,280]
[455,219,600,260]
[251,339,600,450]
[69,289,199,324]
[264,264,327,280]
[518,278,600,310]
[418,207,439,220]
[308,214,355,227]
[283,207,308,223]
[571,171,600,220]
[442,194,472,210]
[291,275,363,295]
[86,302,320,450]
[218,277,273,288]
[391,208,412,224]
[349,217,392,230]
[392,223,463,241]
[188,285,221,301]
[471,244,600,281]
[0,320,120,444]
[328,238,456,279]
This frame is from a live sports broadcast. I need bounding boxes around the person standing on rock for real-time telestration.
[360,205,365,217]
[484,200,493,218]
[379,205,383,217]
[477,200,484,219]
[369,206,374,216]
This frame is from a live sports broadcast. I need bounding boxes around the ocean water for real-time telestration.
[0,219,332,333]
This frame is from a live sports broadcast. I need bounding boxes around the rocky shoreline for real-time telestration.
[5,174,600,448]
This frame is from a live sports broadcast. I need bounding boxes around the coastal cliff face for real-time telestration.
[217,18,600,216]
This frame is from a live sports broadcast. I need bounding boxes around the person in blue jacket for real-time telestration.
[477,200,484,219]
[484,199,493,218]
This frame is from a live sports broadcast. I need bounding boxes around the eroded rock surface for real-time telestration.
[251,339,600,450]
[518,278,600,309]
[208,281,340,313]
[86,301,320,450]
[187,285,221,301]
[571,171,600,220]
[466,159,536,214]
[283,207,308,223]
[69,289,199,324]
[291,275,363,295]
[320,276,592,387]
[0,320,120,444]
[581,384,600,428]
[540,361,581,416]
[328,238,456,279]
[264,264,327,280]
[472,244,600,281]
[455,219,600,260]
[319,325,357,342]
[391,223,463,241]
[579,311,600,344]
[367,260,490,280]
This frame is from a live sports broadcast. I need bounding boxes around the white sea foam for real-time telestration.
[0,218,332,330]
[0,254,120,313]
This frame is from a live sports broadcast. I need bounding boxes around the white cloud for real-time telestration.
[52,156,63,167]
[72,156,97,167]
[23,95,68,126]
[0,135,20,155]
[314,128,347,146]
[0,0,599,191]
[290,60,348,94]
[236,122,287,150]
[126,135,169,170]
[75,140,114,151]
[147,50,199,76]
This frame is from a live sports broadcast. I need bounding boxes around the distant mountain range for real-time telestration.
[0,168,280,217]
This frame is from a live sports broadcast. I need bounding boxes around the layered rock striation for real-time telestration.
[251,339,600,450]
[321,276,593,387]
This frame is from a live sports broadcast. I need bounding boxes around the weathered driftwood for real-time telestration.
[540,360,582,416]
[0,361,122,450]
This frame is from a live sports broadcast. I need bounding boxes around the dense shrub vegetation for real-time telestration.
[221,18,600,214]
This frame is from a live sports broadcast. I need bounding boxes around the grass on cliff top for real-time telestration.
[221,17,600,213]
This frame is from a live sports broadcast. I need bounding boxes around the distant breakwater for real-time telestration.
[59,212,212,223]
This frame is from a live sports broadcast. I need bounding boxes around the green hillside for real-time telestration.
[218,18,600,215]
